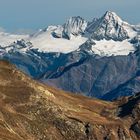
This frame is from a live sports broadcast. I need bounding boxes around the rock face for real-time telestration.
[44,51,137,98]
[63,16,87,39]
[88,11,130,41]
[0,11,140,100]
[0,60,140,140]
[53,16,87,39]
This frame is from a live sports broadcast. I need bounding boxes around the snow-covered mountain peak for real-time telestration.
[103,11,123,24]
[0,11,138,57]
[89,11,137,41]
[46,16,88,40]
[63,16,87,39]
[64,16,87,31]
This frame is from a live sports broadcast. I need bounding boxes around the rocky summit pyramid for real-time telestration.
[0,60,140,140]
[89,11,130,41]
[0,11,140,100]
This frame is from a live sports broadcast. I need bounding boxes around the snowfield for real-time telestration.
[92,39,135,56]
[30,31,88,53]
[0,32,28,47]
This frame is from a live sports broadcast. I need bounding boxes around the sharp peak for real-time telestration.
[66,16,85,22]
[69,16,84,19]
[105,11,118,15]
[105,11,118,16]
[103,11,122,20]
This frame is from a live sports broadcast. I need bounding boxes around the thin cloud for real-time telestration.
[13,28,35,35]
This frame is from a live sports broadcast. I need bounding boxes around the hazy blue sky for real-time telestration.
[0,0,139,33]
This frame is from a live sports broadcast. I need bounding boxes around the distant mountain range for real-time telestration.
[0,60,140,140]
[0,11,140,100]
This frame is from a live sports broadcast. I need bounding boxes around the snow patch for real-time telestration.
[30,30,87,53]
[92,39,135,56]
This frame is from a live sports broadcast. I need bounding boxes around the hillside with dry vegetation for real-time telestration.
[0,60,140,140]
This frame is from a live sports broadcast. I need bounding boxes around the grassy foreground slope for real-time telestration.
[0,60,140,140]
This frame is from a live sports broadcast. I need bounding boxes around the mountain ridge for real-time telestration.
[0,11,140,100]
